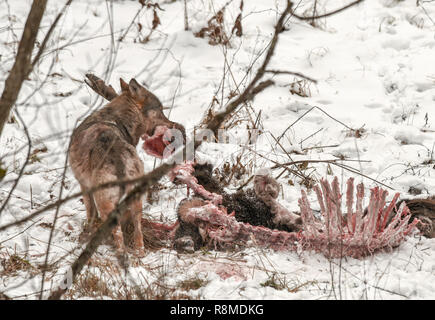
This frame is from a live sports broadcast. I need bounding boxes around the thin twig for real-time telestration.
[278,105,355,143]
[38,148,70,299]
[291,0,364,21]
[0,109,32,217]
[265,69,318,83]
[31,0,74,69]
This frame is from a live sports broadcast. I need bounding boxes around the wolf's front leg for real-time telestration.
[130,200,145,256]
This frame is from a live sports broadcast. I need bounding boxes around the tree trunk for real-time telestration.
[0,0,48,138]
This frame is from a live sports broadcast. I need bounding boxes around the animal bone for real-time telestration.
[298,177,420,258]
[169,164,419,258]
[170,161,223,205]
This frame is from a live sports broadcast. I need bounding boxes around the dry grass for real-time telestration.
[260,273,318,293]
[0,250,36,277]
[62,254,203,300]
[177,276,209,291]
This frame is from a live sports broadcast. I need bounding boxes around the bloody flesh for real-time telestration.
[142,125,172,158]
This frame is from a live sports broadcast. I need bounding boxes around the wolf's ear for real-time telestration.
[120,78,129,92]
[128,78,142,98]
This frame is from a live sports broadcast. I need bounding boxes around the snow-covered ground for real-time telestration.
[0,0,434,299]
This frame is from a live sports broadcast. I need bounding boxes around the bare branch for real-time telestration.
[38,150,70,299]
[203,0,294,135]
[0,0,48,139]
[265,69,318,84]
[31,0,74,69]
[291,0,364,21]
[0,109,32,217]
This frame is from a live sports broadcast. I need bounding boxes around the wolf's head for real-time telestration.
[120,78,186,158]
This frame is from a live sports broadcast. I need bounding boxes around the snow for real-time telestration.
[0,0,434,300]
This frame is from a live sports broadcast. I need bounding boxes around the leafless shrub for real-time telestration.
[213,150,256,188]
[193,0,244,46]
[140,2,162,43]
[195,7,229,46]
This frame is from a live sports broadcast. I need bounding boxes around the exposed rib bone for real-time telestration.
[298,177,419,258]
[165,164,419,259]
[170,161,223,205]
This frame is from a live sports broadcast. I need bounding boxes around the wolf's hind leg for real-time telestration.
[121,199,145,255]
[93,187,125,252]
[81,184,98,227]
